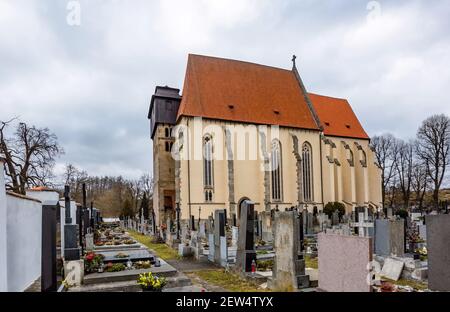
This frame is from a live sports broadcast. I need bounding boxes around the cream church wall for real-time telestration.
[320,135,382,213]
[176,117,325,221]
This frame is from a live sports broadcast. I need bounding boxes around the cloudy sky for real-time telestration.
[1,0,449,180]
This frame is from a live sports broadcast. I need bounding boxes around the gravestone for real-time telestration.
[386,207,393,219]
[260,211,273,242]
[214,209,227,266]
[191,231,203,260]
[199,221,206,239]
[231,226,239,247]
[236,201,257,273]
[375,219,405,256]
[318,233,373,292]
[208,233,215,262]
[41,201,59,292]
[331,210,339,226]
[63,186,80,261]
[418,224,427,241]
[272,211,309,290]
[85,233,94,251]
[306,212,314,234]
[351,212,374,238]
[207,215,214,235]
[380,257,404,281]
[426,214,450,291]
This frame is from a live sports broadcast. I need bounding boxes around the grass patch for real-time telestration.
[128,230,178,261]
[305,255,318,269]
[382,278,428,291]
[189,269,266,292]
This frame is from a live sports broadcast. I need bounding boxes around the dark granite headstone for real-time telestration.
[41,201,59,292]
[236,201,257,272]
[63,186,80,261]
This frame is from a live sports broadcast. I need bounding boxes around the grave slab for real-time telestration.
[318,233,372,292]
[380,257,404,281]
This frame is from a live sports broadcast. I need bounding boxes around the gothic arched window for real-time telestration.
[203,135,214,188]
[271,140,282,201]
[302,142,313,202]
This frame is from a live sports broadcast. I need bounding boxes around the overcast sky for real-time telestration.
[1,0,449,180]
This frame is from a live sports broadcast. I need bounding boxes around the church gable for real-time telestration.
[177,54,319,131]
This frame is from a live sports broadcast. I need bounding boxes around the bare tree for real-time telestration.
[411,159,429,211]
[416,114,450,209]
[0,119,64,194]
[371,134,401,208]
[396,140,414,208]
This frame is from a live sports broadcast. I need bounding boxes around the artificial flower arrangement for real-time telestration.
[84,252,105,273]
[105,262,126,272]
[134,260,152,269]
[137,272,166,292]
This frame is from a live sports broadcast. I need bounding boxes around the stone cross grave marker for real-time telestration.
[351,212,374,238]
[236,201,257,272]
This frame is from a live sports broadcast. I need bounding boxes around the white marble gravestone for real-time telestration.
[220,236,228,267]
[85,233,94,251]
[208,234,215,262]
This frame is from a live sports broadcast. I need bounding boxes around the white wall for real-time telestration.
[5,193,42,292]
[26,190,59,205]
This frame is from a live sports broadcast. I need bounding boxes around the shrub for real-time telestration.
[105,262,126,272]
[395,209,409,219]
[323,202,346,218]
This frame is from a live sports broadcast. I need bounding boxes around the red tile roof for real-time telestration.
[177,54,319,130]
[308,93,369,140]
[176,54,369,140]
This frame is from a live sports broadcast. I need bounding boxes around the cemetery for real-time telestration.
[3,150,450,293]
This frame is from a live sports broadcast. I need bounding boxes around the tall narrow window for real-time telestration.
[271,140,282,201]
[203,135,214,188]
[302,142,313,202]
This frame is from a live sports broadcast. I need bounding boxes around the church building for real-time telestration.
[148,54,382,226]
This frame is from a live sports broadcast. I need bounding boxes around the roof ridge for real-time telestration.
[188,53,292,73]
[308,92,348,102]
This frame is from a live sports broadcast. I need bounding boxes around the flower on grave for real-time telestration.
[137,272,167,291]
[85,252,95,262]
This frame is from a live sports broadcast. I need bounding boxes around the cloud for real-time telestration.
[1,0,449,180]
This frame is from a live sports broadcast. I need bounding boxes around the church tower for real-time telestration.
[148,86,181,227]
